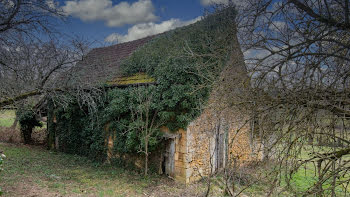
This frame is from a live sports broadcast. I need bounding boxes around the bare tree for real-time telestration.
[0,0,92,109]
[227,0,350,195]
[0,0,63,37]
[0,0,95,145]
[129,86,163,176]
[185,1,350,195]
[0,38,89,107]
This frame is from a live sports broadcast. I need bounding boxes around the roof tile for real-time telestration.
[68,35,156,86]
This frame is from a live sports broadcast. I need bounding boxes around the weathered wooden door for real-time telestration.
[217,133,225,169]
[164,138,175,177]
[214,125,228,171]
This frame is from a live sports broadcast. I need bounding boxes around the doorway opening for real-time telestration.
[161,138,175,177]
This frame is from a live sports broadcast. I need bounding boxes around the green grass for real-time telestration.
[267,145,350,196]
[234,145,350,196]
[0,110,15,128]
[0,143,204,196]
[287,146,350,196]
[0,110,46,129]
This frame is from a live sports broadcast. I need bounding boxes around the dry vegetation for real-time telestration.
[0,142,212,197]
[0,110,46,144]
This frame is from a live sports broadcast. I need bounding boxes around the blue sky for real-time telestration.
[53,0,229,46]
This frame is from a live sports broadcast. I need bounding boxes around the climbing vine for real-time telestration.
[120,9,237,131]
[53,100,106,161]
[49,8,237,165]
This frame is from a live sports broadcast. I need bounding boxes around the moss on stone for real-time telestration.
[107,72,155,85]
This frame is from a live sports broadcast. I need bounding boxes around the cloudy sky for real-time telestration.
[54,0,229,46]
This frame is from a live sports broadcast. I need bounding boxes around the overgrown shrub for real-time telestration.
[104,87,162,154]
[54,101,106,161]
[17,108,42,144]
[49,8,238,165]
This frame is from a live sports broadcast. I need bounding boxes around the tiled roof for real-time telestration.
[68,35,156,86]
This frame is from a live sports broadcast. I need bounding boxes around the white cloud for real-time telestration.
[244,49,271,60]
[62,0,157,27]
[200,0,230,6]
[105,16,202,43]
[46,0,57,9]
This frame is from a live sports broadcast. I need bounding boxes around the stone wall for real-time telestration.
[103,106,257,184]
[180,29,260,183]
[183,107,255,183]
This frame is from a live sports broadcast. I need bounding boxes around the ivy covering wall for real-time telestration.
[48,8,238,163]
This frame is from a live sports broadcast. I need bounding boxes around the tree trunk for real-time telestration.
[22,126,33,144]
[316,160,324,196]
[144,139,148,176]
[11,114,18,129]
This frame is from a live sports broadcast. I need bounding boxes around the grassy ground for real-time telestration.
[0,109,46,129]
[1,143,348,196]
[1,110,348,196]
[0,111,15,128]
[266,145,350,196]
[0,110,47,144]
[0,110,21,143]
[232,145,350,196]
[0,111,215,196]
[287,146,350,196]
[0,143,208,197]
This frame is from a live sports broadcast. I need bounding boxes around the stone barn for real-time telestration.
[47,9,261,184]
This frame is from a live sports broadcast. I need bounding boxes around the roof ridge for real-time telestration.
[92,34,158,51]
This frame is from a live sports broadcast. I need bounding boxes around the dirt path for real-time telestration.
[2,178,61,197]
